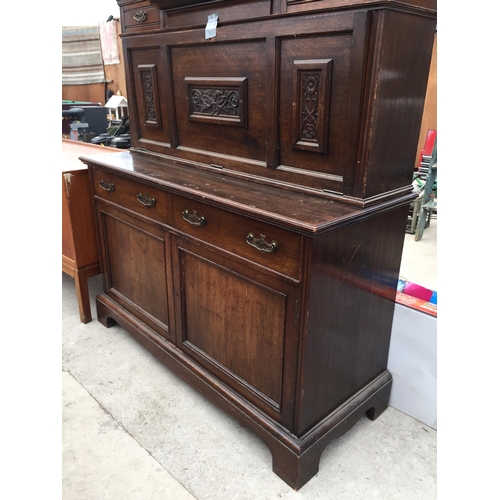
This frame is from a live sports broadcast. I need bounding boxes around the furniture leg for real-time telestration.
[74,270,92,324]
[96,294,118,328]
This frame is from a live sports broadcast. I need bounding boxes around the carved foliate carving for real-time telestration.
[191,88,240,117]
[142,73,156,121]
[292,59,333,154]
[186,77,248,127]
[300,73,320,141]
[139,64,162,128]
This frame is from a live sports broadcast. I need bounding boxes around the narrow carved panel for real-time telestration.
[138,64,162,129]
[292,59,333,154]
[186,77,248,127]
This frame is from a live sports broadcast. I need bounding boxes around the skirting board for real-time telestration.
[387,302,437,429]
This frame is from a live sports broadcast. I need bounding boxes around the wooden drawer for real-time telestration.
[92,168,169,223]
[171,195,302,279]
[122,1,161,33]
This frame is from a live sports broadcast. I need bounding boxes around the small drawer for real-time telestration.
[122,1,161,33]
[92,168,169,222]
[171,195,302,279]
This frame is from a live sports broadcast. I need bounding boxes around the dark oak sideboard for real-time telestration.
[81,0,437,489]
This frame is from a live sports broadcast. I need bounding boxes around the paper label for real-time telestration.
[205,12,218,39]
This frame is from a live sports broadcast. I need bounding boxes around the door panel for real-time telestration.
[98,206,173,342]
[171,40,268,164]
[279,33,356,184]
[129,47,171,149]
[172,235,299,425]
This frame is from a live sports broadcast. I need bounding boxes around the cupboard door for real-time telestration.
[170,40,268,164]
[172,235,299,427]
[96,203,174,343]
[127,46,171,150]
[277,13,367,195]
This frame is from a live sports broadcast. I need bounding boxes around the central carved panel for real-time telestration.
[186,77,248,128]
[191,88,240,117]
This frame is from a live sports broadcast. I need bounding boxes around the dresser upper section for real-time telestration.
[117,0,436,206]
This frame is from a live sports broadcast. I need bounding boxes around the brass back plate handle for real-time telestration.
[182,209,206,227]
[98,180,114,192]
[137,193,156,207]
[246,233,277,254]
[133,11,147,23]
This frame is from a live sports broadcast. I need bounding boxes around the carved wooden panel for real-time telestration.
[170,41,267,164]
[128,47,171,149]
[279,33,357,191]
[292,59,333,154]
[186,77,248,128]
[139,64,162,129]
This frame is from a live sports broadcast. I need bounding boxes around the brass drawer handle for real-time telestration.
[98,179,114,192]
[182,209,206,227]
[246,233,277,254]
[133,11,147,23]
[137,193,156,208]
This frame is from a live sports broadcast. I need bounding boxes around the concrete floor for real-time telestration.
[62,217,437,500]
[399,214,437,292]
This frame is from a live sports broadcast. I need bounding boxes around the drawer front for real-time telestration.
[92,168,169,223]
[171,195,302,279]
[122,1,161,33]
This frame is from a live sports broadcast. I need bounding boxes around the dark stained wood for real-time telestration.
[164,0,272,29]
[278,29,357,189]
[171,41,268,163]
[82,0,436,490]
[93,200,175,342]
[119,5,435,205]
[91,166,170,222]
[352,9,436,201]
[295,204,408,435]
[172,235,300,425]
[170,193,303,279]
[127,47,172,150]
[118,0,165,33]
[149,0,233,9]
[286,0,437,14]
[81,150,415,234]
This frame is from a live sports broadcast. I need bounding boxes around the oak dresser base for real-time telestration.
[96,292,391,490]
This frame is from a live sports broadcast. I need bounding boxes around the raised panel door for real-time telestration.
[172,235,299,426]
[128,47,171,150]
[277,12,368,195]
[170,40,268,165]
[96,202,174,343]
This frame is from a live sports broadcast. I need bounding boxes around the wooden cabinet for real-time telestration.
[81,0,436,490]
[121,3,436,205]
[62,140,121,323]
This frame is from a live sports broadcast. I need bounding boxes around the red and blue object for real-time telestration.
[397,278,437,312]
[419,129,437,167]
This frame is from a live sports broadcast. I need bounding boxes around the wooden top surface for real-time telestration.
[143,0,437,12]
[62,139,121,173]
[80,150,414,235]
